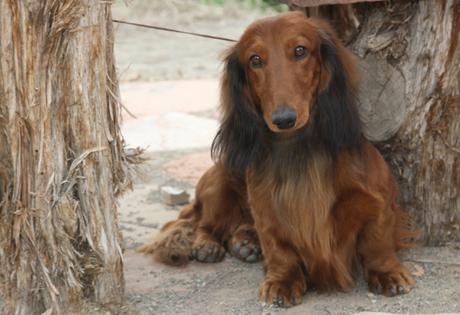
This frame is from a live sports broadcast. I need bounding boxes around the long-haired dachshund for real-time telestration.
[139,12,417,307]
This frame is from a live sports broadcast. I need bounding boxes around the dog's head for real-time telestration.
[212,12,363,175]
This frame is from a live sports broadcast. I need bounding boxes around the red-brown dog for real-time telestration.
[140,12,417,307]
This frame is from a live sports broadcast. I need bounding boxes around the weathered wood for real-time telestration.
[356,53,406,141]
[303,0,460,244]
[290,4,360,43]
[0,0,140,313]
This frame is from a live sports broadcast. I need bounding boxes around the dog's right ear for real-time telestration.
[211,46,263,177]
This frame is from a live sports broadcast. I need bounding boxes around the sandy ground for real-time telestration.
[112,1,460,315]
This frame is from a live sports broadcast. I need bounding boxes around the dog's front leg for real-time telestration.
[358,201,415,296]
[256,222,306,307]
[249,196,306,307]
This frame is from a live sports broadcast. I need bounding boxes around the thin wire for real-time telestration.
[113,19,238,42]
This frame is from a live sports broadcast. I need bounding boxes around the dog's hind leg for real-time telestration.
[190,165,255,263]
[229,222,262,263]
[139,165,258,265]
[191,228,227,263]
[358,200,416,296]
[137,204,196,266]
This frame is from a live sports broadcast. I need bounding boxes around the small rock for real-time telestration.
[187,188,196,204]
[161,186,190,205]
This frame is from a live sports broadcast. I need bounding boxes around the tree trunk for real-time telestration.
[285,0,460,245]
[0,0,140,314]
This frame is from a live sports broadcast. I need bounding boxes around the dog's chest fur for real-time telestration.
[247,131,337,255]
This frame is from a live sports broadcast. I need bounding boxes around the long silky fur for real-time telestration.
[211,48,264,177]
[137,205,195,267]
[316,35,364,153]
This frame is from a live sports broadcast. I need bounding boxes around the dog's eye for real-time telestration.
[294,46,308,59]
[249,55,262,67]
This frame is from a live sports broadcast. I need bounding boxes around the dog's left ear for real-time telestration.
[211,46,263,177]
[316,26,363,153]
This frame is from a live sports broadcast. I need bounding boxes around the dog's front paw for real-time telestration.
[191,238,226,263]
[259,279,305,307]
[367,263,415,296]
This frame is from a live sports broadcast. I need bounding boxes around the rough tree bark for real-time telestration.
[0,0,141,314]
[282,0,460,244]
[360,0,460,245]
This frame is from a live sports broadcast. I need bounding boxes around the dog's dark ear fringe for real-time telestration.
[317,37,364,153]
[211,48,262,177]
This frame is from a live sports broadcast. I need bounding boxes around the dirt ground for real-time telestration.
[116,1,460,314]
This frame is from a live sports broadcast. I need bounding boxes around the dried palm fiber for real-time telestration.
[0,0,143,314]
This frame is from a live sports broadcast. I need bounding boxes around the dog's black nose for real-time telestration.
[271,107,297,130]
